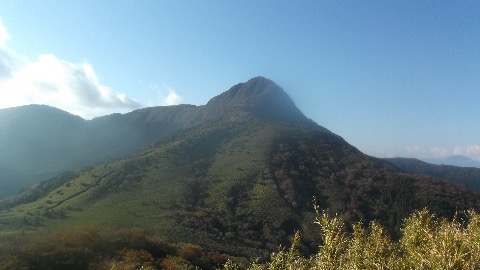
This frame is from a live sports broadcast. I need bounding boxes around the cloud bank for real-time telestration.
[454,145,480,160]
[0,20,141,119]
[405,145,480,161]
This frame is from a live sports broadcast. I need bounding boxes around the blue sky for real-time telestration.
[0,1,479,160]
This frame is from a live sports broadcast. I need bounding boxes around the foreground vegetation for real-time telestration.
[227,207,480,270]
[1,207,479,269]
[0,226,239,270]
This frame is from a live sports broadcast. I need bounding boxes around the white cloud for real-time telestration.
[149,83,183,106]
[401,145,480,161]
[0,48,13,79]
[404,145,450,159]
[454,145,480,160]
[0,19,8,47]
[0,20,141,119]
[406,145,421,155]
[428,147,449,158]
[162,89,182,106]
[0,20,14,79]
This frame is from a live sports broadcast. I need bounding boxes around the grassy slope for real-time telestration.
[0,116,303,257]
[1,114,480,260]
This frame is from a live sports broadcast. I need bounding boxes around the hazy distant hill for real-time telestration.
[0,104,186,196]
[1,77,479,261]
[0,105,86,196]
[383,157,480,192]
[423,155,480,168]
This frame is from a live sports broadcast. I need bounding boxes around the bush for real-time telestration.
[0,226,236,269]
[225,208,480,270]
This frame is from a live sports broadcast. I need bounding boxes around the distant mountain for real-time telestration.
[0,77,314,197]
[0,105,86,196]
[423,155,480,168]
[382,157,480,192]
[1,77,479,262]
[0,104,188,196]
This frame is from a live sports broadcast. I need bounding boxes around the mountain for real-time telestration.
[1,77,480,266]
[423,155,480,168]
[0,104,177,197]
[383,157,480,192]
[0,105,86,196]
[0,77,315,197]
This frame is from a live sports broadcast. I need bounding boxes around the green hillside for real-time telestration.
[2,115,479,257]
[383,157,480,192]
[1,77,479,269]
[1,117,306,256]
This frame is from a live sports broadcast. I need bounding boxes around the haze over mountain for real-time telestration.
[1,77,479,266]
[0,77,313,197]
[422,155,480,168]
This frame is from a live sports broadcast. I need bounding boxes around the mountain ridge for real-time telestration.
[0,77,318,197]
[1,77,480,266]
[383,157,480,191]
[2,113,479,254]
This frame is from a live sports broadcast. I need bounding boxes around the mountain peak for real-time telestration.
[206,77,314,125]
[208,76,279,104]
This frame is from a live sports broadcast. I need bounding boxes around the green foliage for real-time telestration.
[225,208,480,270]
[238,232,312,270]
[399,209,480,269]
[344,221,398,269]
[384,157,480,192]
[314,209,348,269]
[0,226,236,270]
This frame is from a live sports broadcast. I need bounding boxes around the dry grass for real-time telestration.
[226,208,480,270]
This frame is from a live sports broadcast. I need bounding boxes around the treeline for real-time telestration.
[225,207,480,270]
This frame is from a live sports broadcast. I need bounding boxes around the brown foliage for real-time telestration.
[0,226,240,270]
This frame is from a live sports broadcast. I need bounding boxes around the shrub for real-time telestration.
[160,255,195,270]
[96,248,156,270]
[225,208,480,270]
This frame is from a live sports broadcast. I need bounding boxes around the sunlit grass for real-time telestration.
[226,207,480,270]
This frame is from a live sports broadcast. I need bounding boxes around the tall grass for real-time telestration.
[226,208,480,270]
